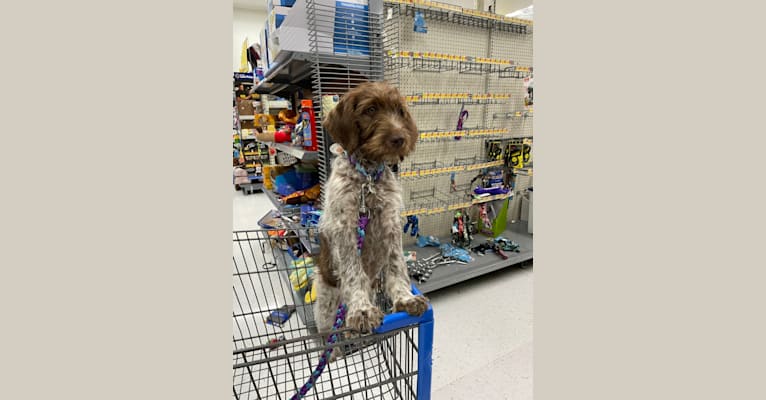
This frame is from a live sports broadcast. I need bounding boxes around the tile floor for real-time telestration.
[233,189,533,399]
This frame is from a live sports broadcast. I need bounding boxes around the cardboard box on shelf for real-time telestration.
[236,99,257,116]
[268,6,291,34]
[269,0,296,8]
[269,0,370,58]
[240,120,256,130]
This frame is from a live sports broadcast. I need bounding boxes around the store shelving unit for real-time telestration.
[405,221,533,294]
[255,140,318,161]
[233,73,267,191]
[245,0,532,292]
[383,0,533,291]
[254,0,385,206]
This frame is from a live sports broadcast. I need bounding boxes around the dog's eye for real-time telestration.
[365,106,376,115]
[398,107,405,116]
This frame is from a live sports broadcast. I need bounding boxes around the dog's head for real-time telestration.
[323,82,418,164]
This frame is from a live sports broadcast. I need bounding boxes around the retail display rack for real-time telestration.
[382,0,534,290]
[233,72,267,193]
[242,0,532,293]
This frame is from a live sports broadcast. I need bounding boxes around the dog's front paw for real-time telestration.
[346,306,384,333]
[393,295,429,316]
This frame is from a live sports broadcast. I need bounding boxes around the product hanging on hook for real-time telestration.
[414,11,428,33]
[455,104,469,140]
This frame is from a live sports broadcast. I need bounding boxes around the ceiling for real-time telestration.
[233,0,532,14]
[233,0,532,15]
[233,0,267,11]
[494,1,533,16]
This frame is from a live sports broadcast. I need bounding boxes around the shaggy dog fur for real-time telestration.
[314,82,429,356]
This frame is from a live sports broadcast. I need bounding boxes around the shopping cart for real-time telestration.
[233,229,434,399]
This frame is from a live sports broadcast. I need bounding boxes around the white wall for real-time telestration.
[233,8,268,72]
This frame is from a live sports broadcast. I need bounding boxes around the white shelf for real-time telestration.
[239,115,255,121]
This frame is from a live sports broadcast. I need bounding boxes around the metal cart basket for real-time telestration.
[233,229,434,399]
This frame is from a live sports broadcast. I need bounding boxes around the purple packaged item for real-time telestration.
[474,186,509,196]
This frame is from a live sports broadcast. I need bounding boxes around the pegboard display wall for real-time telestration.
[308,0,386,206]
[383,0,533,245]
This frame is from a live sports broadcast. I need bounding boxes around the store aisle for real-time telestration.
[233,190,533,399]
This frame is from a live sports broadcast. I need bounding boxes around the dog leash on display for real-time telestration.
[290,303,348,400]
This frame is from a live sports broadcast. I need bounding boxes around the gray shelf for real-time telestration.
[262,190,320,254]
[253,50,375,97]
[257,140,318,161]
[263,189,287,213]
[252,51,313,97]
[405,221,533,294]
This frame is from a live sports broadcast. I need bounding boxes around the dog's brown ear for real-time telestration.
[323,91,359,154]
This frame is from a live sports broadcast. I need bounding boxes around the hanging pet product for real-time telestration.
[413,10,427,33]
[504,144,523,168]
[477,203,494,235]
[521,143,532,167]
[524,74,534,106]
[455,104,469,140]
[486,140,503,161]
[403,215,420,237]
[451,209,474,248]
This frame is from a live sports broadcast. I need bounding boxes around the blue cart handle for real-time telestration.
[374,284,434,334]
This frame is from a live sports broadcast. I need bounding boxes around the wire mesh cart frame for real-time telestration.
[233,229,434,400]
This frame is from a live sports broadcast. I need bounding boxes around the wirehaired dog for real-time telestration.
[314,82,429,356]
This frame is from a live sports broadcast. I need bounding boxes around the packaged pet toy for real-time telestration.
[300,99,318,151]
[524,74,534,106]
[414,11,427,33]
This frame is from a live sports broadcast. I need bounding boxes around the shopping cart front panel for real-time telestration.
[233,229,433,400]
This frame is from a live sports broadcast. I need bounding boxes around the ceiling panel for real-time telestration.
[233,0,267,11]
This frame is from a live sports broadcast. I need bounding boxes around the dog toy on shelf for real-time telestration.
[494,237,521,253]
[416,235,441,248]
[471,240,508,260]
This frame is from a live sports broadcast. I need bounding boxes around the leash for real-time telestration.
[345,151,385,255]
[291,303,348,400]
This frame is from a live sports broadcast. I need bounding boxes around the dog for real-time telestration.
[314,82,429,356]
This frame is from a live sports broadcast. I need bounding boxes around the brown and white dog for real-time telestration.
[314,82,429,354]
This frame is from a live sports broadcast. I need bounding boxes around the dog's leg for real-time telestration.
[313,276,345,362]
[383,232,429,317]
[326,226,384,333]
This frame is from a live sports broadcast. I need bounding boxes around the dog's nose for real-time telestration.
[390,137,404,148]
